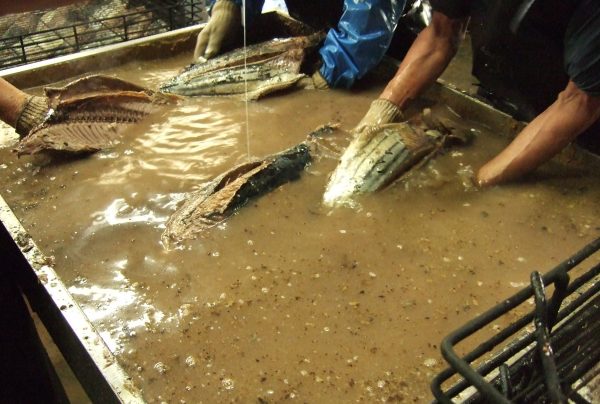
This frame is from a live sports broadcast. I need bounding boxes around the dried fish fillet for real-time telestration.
[162,50,305,100]
[44,75,149,107]
[162,144,310,247]
[159,34,323,99]
[16,75,179,155]
[162,124,339,247]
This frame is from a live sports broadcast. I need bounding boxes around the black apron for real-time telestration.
[469,0,577,121]
[285,0,344,29]
[470,0,599,153]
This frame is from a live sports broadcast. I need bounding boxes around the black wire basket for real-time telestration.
[0,0,207,70]
[431,236,600,403]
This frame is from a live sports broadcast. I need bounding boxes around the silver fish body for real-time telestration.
[160,49,305,99]
[323,122,443,207]
[159,34,323,99]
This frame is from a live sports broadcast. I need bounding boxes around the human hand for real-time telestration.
[193,0,241,61]
[15,95,48,136]
[297,70,330,90]
[353,99,403,134]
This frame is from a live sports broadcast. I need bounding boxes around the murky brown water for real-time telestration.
[1,55,599,402]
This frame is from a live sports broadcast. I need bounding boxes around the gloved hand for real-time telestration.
[312,70,329,90]
[298,70,330,90]
[193,0,241,61]
[15,95,48,136]
[353,99,403,133]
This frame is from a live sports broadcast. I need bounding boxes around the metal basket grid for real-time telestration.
[431,237,600,403]
[0,0,207,71]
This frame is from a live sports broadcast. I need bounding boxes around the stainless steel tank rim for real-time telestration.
[0,194,145,403]
[0,24,204,79]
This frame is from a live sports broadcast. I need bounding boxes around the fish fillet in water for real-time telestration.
[162,124,338,247]
[323,109,472,207]
[16,75,179,155]
[159,34,323,99]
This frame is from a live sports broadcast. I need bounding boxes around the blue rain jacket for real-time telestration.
[207,0,406,88]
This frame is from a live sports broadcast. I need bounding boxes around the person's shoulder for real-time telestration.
[429,0,471,19]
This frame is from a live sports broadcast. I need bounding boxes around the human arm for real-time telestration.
[477,81,600,186]
[0,78,47,136]
[478,1,600,185]
[0,1,87,135]
[318,0,406,89]
[379,11,465,109]
[194,0,265,60]
[355,11,466,130]
[0,79,29,128]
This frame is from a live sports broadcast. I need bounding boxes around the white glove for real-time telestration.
[193,0,241,61]
[353,99,403,133]
[298,70,330,90]
[311,70,329,90]
[15,95,48,136]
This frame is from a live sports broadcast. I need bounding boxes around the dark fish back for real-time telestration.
[162,143,311,246]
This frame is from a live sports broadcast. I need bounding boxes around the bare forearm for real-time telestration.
[380,12,465,109]
[477,81,600,186]
[0,78,29,128]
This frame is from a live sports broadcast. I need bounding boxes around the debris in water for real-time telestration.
[423,358,438,368]
[185,356,196,367]
[221,378,235,390]
[154,361,168,374]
